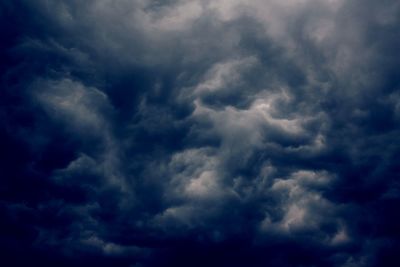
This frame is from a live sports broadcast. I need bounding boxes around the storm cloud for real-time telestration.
[1,0,400,266]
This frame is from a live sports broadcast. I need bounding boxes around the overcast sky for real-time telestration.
[1,1,400,266]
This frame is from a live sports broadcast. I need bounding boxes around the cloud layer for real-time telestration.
[1,0,400,266]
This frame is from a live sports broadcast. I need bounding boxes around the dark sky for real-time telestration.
[1,1,400,266]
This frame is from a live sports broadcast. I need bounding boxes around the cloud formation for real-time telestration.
[1,0,400,266]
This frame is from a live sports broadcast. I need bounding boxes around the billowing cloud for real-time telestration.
[1,0,400,266]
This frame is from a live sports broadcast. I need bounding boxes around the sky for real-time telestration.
[1,1,400,266]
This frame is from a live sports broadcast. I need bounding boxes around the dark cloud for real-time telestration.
[1,0,400,266]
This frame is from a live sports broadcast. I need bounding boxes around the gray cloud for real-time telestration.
[1,0,400,266]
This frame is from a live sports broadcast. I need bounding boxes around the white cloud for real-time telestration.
[193,57,257,95]
[261,170,337,233]
[35,79,110,132]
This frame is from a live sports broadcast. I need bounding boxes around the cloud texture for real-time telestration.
[1,0,400,266]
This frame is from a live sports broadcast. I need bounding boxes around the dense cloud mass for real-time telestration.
[1,0,400,266]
